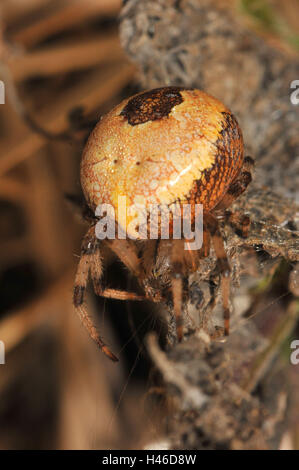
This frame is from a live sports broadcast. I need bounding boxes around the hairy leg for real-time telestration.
[73,226,118,361]
[224,210,251,238]
[141,239,158,277]
[171,239,186,342]
[205,213,231,335]
[90,243,145,301]
[138,239,165,302]
[200,223,211,258]
[214,156,254,212]
[107,238,142,278]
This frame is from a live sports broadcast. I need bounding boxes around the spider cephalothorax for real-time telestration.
[74,86,253,361]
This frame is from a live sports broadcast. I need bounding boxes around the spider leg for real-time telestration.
[139,240,161,301]
[181,217,209,272]
[206,273,219,314]
[96,289,146,301]
[141,239,158,277]
[224,210,251,238]
[213,156,253,238]
[214,156,254,212]
[200,223,211,258]
[90,245,146,301]
[183,239,200,272]
[107,238,142,278]
[183,226,211,332]
[205,213,231,336]
[171,239,186,342]
[73,227,118,362]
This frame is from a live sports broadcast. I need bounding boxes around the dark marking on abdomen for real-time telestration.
[120,86,192,126]
[185,111,244,211]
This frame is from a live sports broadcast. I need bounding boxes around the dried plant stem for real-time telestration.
[147,332,208,409]
[0,62,135,175]
[7,32,125,81]
[242,301,299,393]
[10,0,122,47]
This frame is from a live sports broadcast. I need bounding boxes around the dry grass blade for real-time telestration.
[9,0,122,47]
[0,62,135,175]
[7,33,125,81]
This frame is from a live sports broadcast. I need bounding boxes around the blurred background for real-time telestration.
[0,0,298,449]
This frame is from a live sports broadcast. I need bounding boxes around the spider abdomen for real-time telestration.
[81,87,244,234]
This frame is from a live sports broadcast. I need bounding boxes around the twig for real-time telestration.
[146,332,208,409]
[10,0,122,48]
[241,301,299,393]
[0,272,72,354]
[7,32,124,81]
[0,61,73,141]
[0,62,136,175]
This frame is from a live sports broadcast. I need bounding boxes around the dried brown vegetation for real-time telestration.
[0,0,298,450]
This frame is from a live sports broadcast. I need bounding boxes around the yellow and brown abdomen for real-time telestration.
[186,111,244,211]
[80,87,244,232]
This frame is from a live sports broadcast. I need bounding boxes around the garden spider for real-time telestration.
[73,86,253,361]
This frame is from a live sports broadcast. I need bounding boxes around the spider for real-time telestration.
[74,86,253,361]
